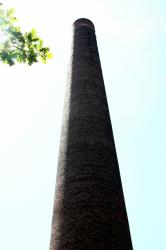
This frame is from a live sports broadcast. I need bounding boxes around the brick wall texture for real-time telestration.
[50,18,133,250]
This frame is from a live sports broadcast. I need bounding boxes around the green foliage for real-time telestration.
[0,4,53,66]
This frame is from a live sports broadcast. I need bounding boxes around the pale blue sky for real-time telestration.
[0,0,166,249]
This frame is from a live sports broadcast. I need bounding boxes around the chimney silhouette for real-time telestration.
[50,18,133,250]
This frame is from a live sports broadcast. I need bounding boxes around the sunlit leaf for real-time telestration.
[6,8,15,17]
[47,52,53,59]
[0,4,53,66]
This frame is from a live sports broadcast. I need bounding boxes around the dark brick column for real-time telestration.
[50,18,133,250]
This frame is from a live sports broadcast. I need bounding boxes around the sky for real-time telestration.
[0,0,166,249]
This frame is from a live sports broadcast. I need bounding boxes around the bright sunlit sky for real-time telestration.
[1,0,166,249]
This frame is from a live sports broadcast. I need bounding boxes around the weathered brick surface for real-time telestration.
[50,18,133,250]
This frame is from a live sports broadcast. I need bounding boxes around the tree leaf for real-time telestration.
[0,5,53,66]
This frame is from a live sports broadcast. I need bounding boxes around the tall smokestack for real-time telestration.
[50,18,133,250]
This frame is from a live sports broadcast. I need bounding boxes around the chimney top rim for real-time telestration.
[73,18,95,29]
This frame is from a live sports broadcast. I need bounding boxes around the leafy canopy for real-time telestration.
[0,3,53,66]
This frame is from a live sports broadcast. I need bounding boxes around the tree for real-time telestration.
[0,3,52,66]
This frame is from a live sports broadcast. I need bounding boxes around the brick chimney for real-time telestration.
[50,18,133,250]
